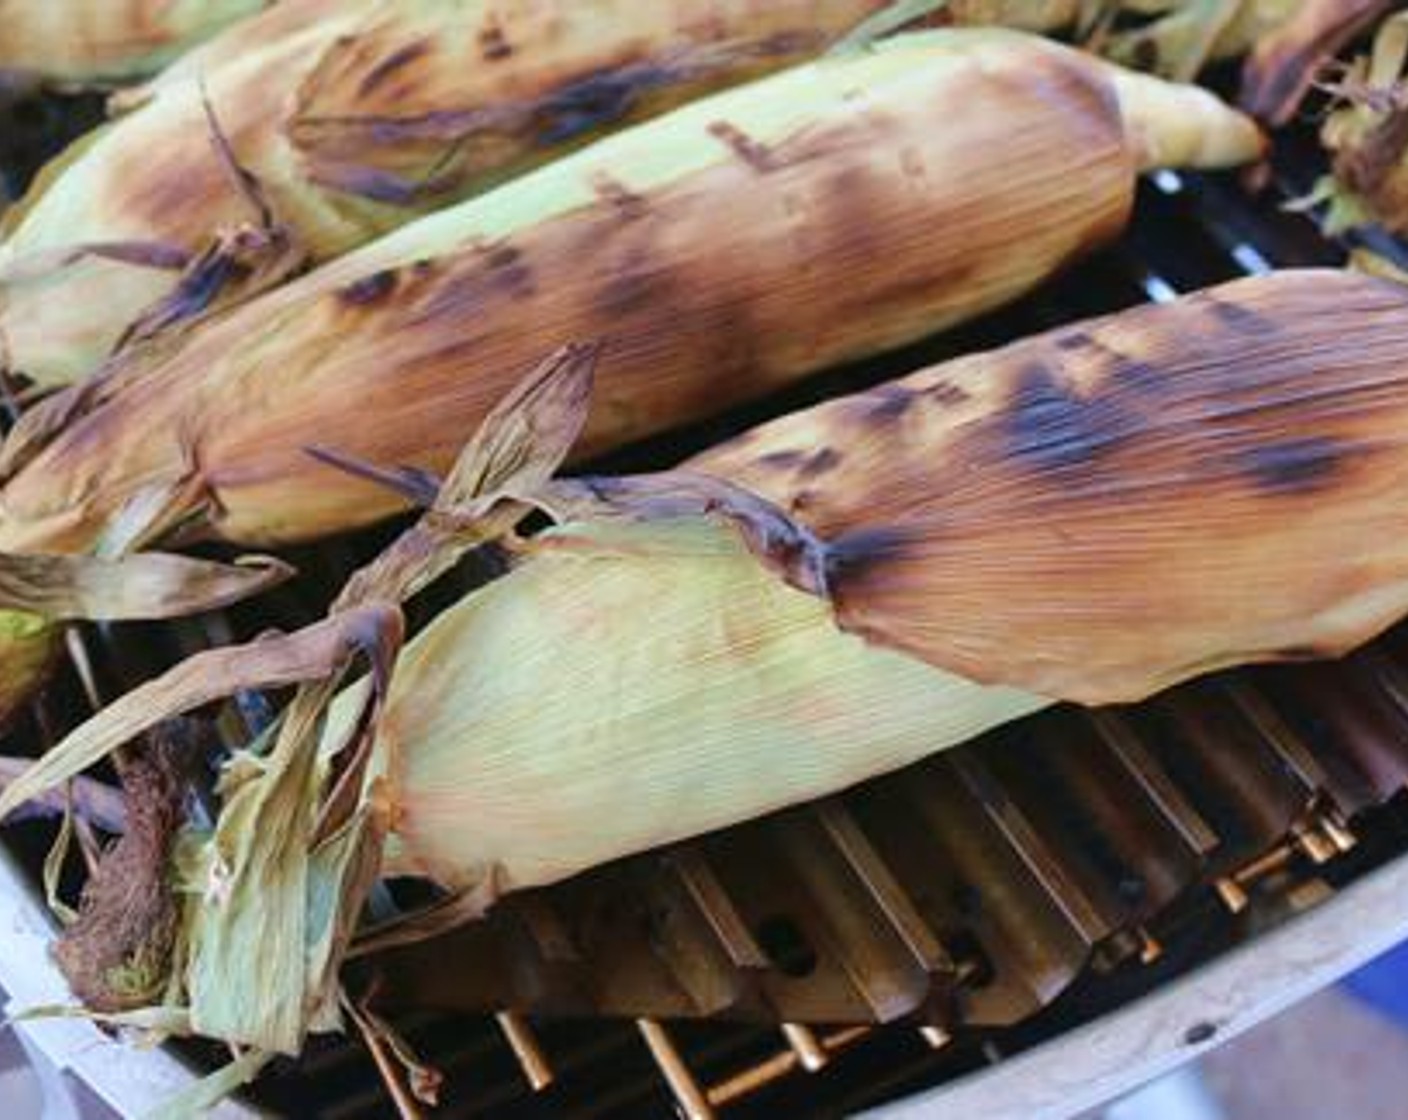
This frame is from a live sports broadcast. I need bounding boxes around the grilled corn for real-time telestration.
[0,0,979,387]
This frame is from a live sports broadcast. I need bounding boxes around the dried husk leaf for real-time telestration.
[0,548,291,729]
[1240,0,1393,124]
[0,0,267,85]
[0,30,1260,557]
[1101,0,1303,83]
[693,268,1408,704]
[0,549,290,619]
[1313,12,1408,234]
[0,345,592,1057]
[0,0,963,387]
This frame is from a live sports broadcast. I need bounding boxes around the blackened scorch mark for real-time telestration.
[1200,293,1273,333]
[483,242,535,299]
[1004,363,1137,470]
[863,384,917,424]
[590,172,649,219]
[537,64,679,146]
[925,381,970,406]
[1237,436,1347,495]
[707,120,775,172]
[479,22,512,61]
[358,41,431,99]
[758,449,805,470]
[825,526,914,587]
[801,448,841,477]
[1054,330,1091,353]
[338,268,397,306]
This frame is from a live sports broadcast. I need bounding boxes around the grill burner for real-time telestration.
[6,69,1408,1120]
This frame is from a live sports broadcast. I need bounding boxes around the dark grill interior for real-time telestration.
[6,57,1408,1120]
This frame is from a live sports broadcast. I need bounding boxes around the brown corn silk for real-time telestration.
[0,0,972,388]
[0,30,1261,558]
[0,0,267,84]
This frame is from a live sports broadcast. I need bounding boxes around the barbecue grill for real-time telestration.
[4,60,1408,1120]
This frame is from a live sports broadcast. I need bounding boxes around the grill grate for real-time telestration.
[6,65,1408,1120]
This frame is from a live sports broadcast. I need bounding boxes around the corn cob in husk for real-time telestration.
[0,29,1261,555]
[0,30,1262,730]
[12,267,1408,1066]
[0,0,268,85]
[0,0,1026,389]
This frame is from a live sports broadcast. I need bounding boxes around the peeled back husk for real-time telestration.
[0,29,1262,558]
[0,0,267,85]
[0,0,985,388]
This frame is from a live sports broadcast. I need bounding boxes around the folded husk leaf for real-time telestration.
[369,513,1046,900]
[1100,0,1302,82]
[0,29,1261,560]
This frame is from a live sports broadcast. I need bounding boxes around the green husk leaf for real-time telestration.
[42,797,78,925]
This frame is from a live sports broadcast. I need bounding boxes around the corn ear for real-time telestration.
[0,0,971,387]
[0,0,267,84]
[693,268,1408,703]
[0,351,1042,1060]
[0,29,1261,560]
